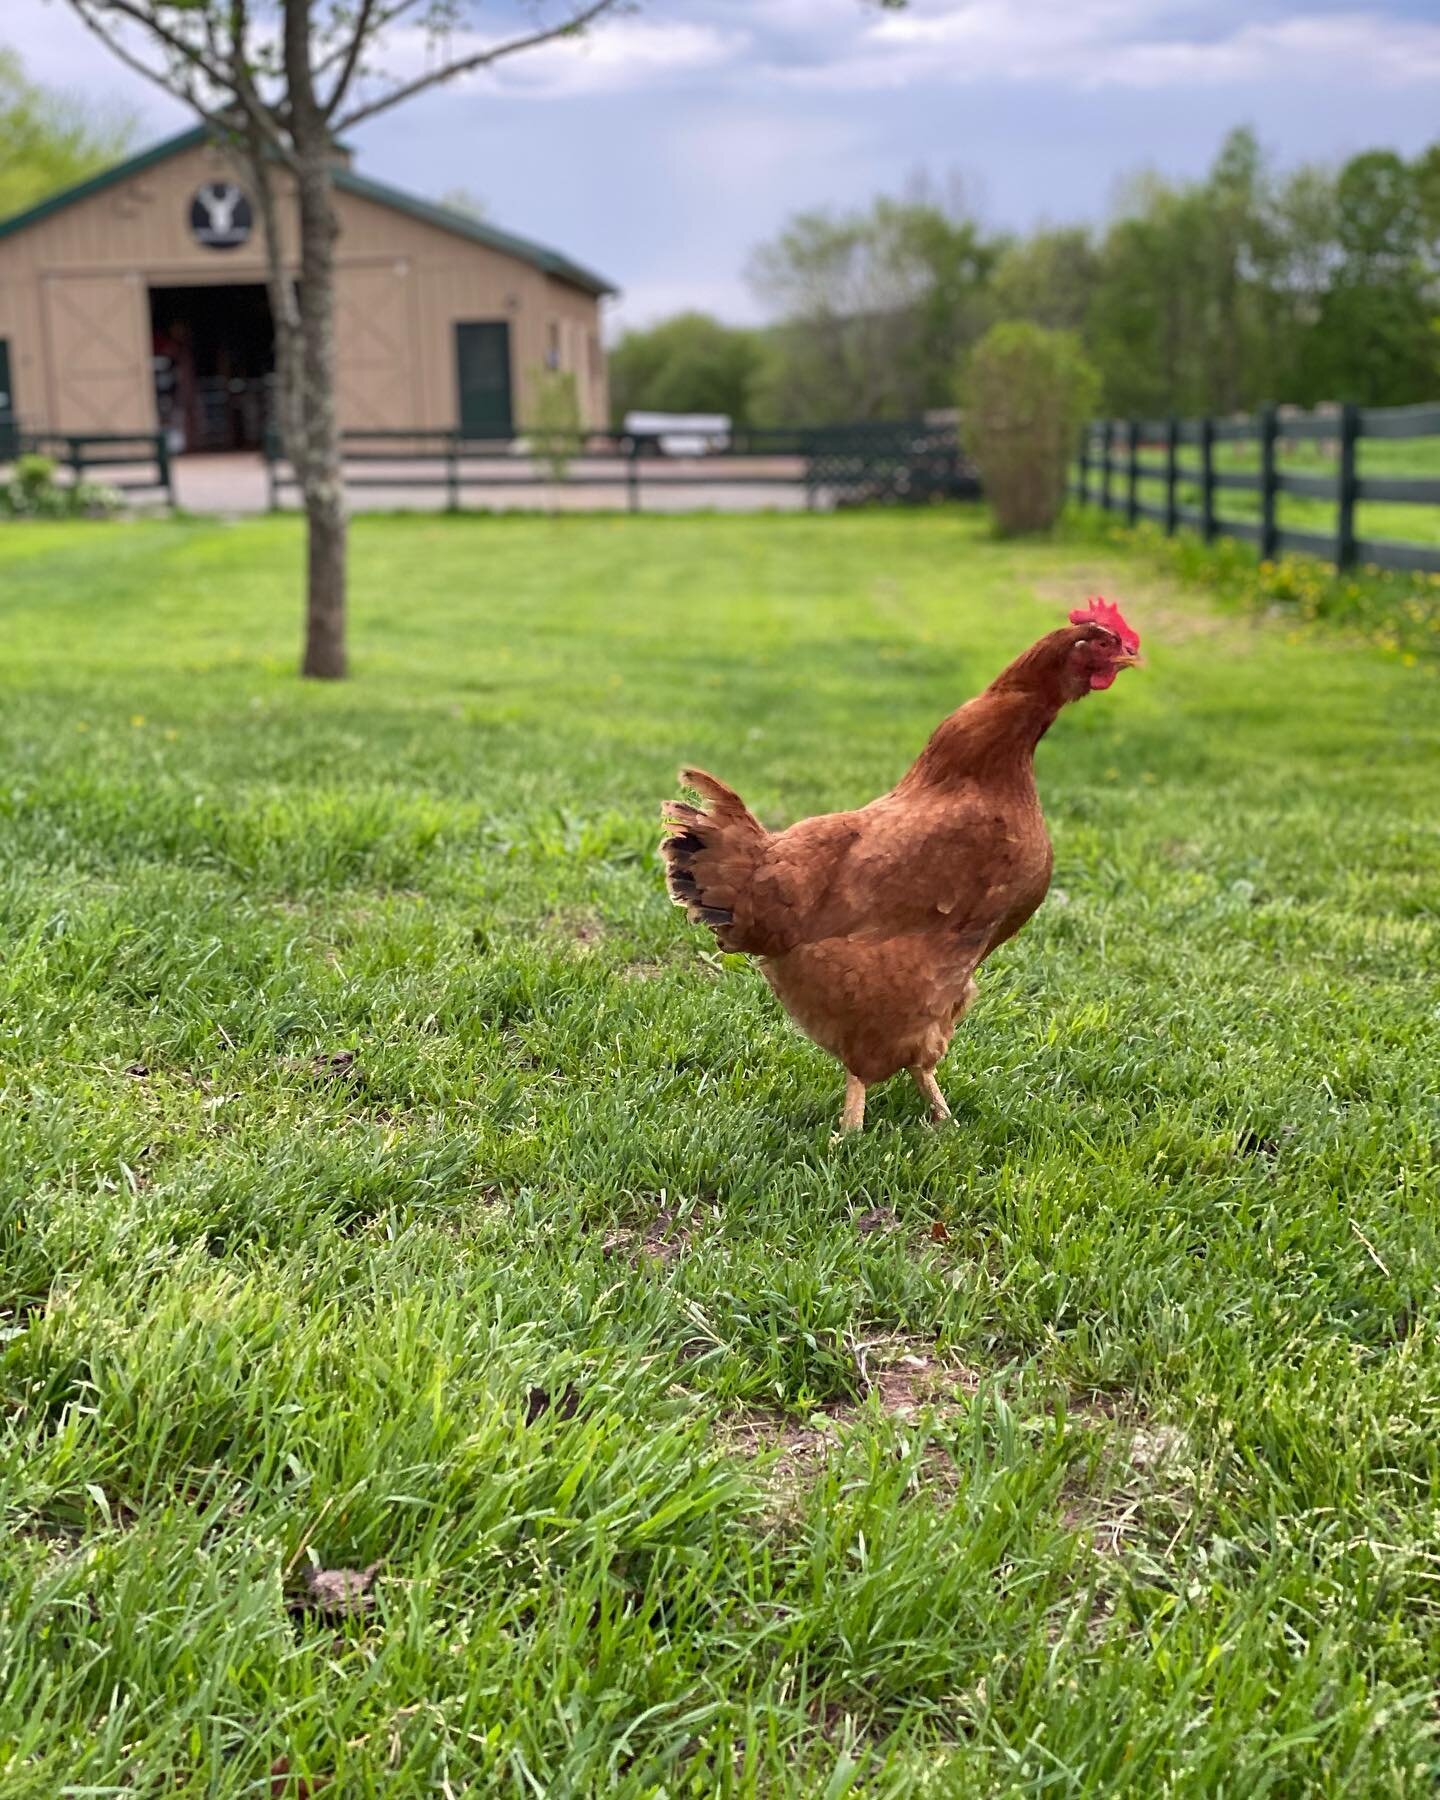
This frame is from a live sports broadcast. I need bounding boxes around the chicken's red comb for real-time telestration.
[1069,596,1139,656]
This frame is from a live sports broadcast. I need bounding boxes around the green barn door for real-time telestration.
[0,341,16,459]
[455,321,513,440]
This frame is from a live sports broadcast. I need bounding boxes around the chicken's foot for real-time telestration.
[834,1073,867,1137]
[910,1067,952,1126]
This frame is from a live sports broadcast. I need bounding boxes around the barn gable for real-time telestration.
[0,127,615,297]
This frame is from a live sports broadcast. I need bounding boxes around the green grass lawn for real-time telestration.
[2,508,1439,1795]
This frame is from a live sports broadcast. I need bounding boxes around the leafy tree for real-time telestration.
[1415,143,1440,262]
[747,184,998,422]
[1261,163,1341,404]
[989,228,1098,335]
[607,313,764,426]
[0,48,137,218]
[1312,151,1438,403]
[1086,178,1212,417]
[1087,130,1276,417]
[61,0,628,678]
[1084,129,1440,414]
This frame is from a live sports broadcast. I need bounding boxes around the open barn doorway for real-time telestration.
[149,284,274,453]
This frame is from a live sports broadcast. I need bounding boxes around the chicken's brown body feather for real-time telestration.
[661,620,1136,1124]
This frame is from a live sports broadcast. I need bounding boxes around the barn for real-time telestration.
[0,127,614,454]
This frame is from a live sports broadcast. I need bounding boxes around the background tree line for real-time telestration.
[611,128,1440,427]
[0,48,136,219]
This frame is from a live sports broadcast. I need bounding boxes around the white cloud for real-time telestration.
[771,0,1440,93]
[1096,14,1440,89]
[370,17,747,102]
[497,18,747,96]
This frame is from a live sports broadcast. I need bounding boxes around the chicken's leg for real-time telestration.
[836,1073,866,1136]
[910,1067,952,1126]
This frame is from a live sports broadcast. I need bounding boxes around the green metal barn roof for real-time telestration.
[0,125,617,297]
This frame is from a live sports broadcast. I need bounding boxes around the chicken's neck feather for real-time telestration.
[901,678,1067,793]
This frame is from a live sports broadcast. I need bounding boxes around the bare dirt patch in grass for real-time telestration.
[1060,1416,1196,1558]
[719,1339,983,1481]
[601,1202,699,1266]
[724,1353,1197,1564]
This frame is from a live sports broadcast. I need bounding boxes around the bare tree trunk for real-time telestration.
[285,0,347,681]
[296,156,347,679]
[234,131,308,486]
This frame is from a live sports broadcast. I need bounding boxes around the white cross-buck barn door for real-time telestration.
[43,275,154,433]
[334,265,414,431]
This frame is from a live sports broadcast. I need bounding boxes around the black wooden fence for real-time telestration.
[1073,401,1440,576]
[7,430,174,504]
[263,420,978,513]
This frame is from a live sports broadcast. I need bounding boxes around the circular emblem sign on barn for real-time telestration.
[189,182,253,251]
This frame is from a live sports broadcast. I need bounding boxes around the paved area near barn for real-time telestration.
[166,453,812,515]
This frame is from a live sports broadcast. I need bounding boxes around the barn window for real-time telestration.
[545,321,561,370]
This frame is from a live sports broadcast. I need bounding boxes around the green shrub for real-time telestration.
[1,451,120,519]
[962,322,1099,534]
[527,368,583,485]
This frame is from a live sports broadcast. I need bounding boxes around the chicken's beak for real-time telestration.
[1113,652,1143,670]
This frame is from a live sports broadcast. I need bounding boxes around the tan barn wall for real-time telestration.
[0,138,610,437]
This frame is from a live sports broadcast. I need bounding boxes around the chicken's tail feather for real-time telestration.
[660,767,768,951]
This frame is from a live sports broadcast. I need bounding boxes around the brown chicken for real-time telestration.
[661,599,1142,1133]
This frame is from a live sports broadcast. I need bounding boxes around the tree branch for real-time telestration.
[67,0,297,164]
[312,0,425,93]
[319,0,381,119]
[227,0,301,166]
[73,0,233,89]
[67,2,237,135]
[332,0,624,131]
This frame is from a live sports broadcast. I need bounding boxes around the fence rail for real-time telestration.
[263,422,978,513]
[6,429,174,504]
[1073,401,1440,575]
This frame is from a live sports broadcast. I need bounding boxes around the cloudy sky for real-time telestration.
[6,1,1440,331]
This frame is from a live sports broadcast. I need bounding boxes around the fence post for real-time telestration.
[626,434,640,515]
[1125,419,1140,525]
[155,432,174,510]
[447,432,460,513]
[1258,404,1278,562]
[1336,402,1359,570]
[1199,416,1216,544]
[1100,420,1113,514]
[1164,417,1178,536]
[68,436,84,490]
[1077,426,1089,505]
